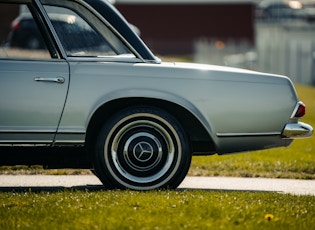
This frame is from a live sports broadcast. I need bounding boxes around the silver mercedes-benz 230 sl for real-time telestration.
[0,0,312,190]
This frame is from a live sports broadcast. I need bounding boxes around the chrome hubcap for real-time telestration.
[108,119,176,184]
[123,132,163,173]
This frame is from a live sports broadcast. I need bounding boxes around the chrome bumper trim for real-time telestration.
[282,122,313,139]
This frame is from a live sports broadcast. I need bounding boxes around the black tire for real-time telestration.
[93,106,192,190]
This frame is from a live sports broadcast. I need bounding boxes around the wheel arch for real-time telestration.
[85,97,216,155]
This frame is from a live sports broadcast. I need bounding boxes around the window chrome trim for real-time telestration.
[66,55,142,63]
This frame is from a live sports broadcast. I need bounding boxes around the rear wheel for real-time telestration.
[93,106,191,190]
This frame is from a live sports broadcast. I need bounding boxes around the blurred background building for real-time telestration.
[115,0,255,54]
[115,0,315,85]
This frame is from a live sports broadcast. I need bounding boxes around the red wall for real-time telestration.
[117,3,254,54]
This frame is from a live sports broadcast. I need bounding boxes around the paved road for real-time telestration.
[0,175,314,196]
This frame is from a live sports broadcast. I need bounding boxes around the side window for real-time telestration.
[0,3,51,59]
[43,5,132,57]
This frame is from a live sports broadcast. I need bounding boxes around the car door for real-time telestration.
[0,2,69,145]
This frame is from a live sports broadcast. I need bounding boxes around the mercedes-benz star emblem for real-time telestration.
[133,141,154,162]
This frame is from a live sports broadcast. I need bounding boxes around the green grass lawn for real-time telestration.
[1,190,314,230]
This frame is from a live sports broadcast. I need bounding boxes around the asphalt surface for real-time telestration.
[0,175,314,196]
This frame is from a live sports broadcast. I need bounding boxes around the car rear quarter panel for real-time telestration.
[57,61,298,152]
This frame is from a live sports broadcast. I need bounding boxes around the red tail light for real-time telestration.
[12,20,20,30]
[293,102,306,118]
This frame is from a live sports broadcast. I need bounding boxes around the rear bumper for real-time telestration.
[282,122,313,139]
